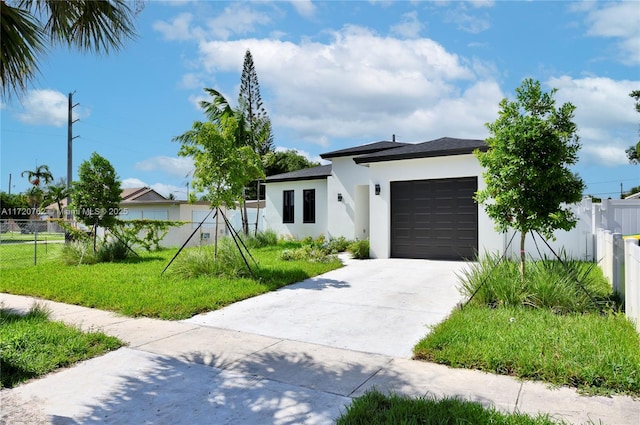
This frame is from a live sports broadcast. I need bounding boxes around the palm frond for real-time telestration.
[0,1,46,99]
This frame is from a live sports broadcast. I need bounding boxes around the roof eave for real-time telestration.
[354,146,488,164]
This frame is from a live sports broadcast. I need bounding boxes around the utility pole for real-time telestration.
[67,91,79,217]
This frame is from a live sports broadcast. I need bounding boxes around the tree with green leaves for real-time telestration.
[174,112,264,256]
[238,50,273,234]
[626,90,640,165]
[475,78,585,281]
[239,49,274,156]
[71,152,122,251]
[20,163,53,217]
[43,178,68,217]
[1,0,140,99]
[263,149,320,176]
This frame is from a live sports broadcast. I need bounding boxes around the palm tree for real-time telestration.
[46,179,69,217]
[1,0,141,99]
[21,164,53,188]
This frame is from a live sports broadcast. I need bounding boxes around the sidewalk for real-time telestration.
[1,293,639,425]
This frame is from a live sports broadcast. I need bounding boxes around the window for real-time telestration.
[283,190,294,223]
[303,189,315,223]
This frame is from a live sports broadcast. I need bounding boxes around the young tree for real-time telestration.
[71,152,122,251]
[626,90,640,165]
[1,0,141,99]
[475,78,585,281]
[174,114,264,256]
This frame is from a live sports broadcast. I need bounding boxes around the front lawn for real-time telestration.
[414,257,640,397]
[0,241,342,320]
[0,305,123,388]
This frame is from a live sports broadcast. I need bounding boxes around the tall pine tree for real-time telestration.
[238,49,274,156]
[238,49,273,234]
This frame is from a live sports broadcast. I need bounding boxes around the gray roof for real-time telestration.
[354,137,487,164]
[320,141,411,159]
[266,164,332,183]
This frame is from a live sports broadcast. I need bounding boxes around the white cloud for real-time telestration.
[205,4,271,40]
[443,5,491,34]
[581,2,640,66]
[548,76,639,166]
[153,13,198,41]
[289,0,316,18]
[134,156,194,178]
[121,177,147,188]
[196,26,493,145]
[14,89,88,127]
[179,73,204,89]
[391,11,424,38]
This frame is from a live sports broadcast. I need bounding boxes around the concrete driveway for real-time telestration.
[184,256,469,358]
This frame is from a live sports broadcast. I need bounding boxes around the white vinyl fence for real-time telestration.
[624,238,640,332]
[592,198,640,332]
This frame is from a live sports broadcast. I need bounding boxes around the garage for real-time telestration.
[390,177,478,260]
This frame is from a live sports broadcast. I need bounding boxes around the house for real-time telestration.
[47,187,263,248]
[264,137,505,260]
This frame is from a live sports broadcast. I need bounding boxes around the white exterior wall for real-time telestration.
[326,157,370,239]
[366,154,503,259]
[264,179,328,239]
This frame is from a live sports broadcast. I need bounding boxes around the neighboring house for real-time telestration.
[265,137,505,260]
[47,187,263,248]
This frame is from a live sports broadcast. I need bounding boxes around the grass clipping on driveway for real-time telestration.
[414,257,640,397]
[0,305,123,388]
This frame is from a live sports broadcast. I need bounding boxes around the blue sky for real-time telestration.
[1,0,639,200]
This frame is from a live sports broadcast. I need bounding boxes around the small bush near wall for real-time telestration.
[348,239,370,260]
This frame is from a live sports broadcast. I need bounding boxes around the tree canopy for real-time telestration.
[475,78,585,279]
[263,149,320,176]
[1,0,140,99]
[71,152,122,250]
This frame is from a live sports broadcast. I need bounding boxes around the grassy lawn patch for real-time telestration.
[337,389,564,425]
[414,256,640,397]
[0,241,342,320]
[0,305,123,388]
[414,306,640,396]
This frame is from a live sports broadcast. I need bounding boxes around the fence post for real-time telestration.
[612,233,624,297]
[624,238,640,333]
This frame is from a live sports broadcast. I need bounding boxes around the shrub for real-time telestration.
[458,252,615,313]
[170,237,252,279]
[244,230,278,249]
[279,244,337,263]
[59,240,97,265]
[348,239,370,259]
[97,239,130,263]
[325,236,351,254]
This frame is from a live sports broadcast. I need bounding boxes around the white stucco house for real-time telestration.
[264,137,505,260]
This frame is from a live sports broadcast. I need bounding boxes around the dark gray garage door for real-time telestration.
[390,177,478,260]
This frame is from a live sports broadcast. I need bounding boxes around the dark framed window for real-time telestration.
[283,190,294,223]
[303,189,315,223]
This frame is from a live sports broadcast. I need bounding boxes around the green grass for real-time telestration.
[414,305,640,396]
[0,241,342,320]
[0,231,65,242]
[337,389,565,425]
[0,304,123,388]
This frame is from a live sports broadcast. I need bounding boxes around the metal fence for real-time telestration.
[0,219,66,243]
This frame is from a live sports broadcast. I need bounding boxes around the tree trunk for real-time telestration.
[242,198,249,236]
[254,180,260,236]
[214,208,219,259]
[93,224,98,253]
[519,231,527,284]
